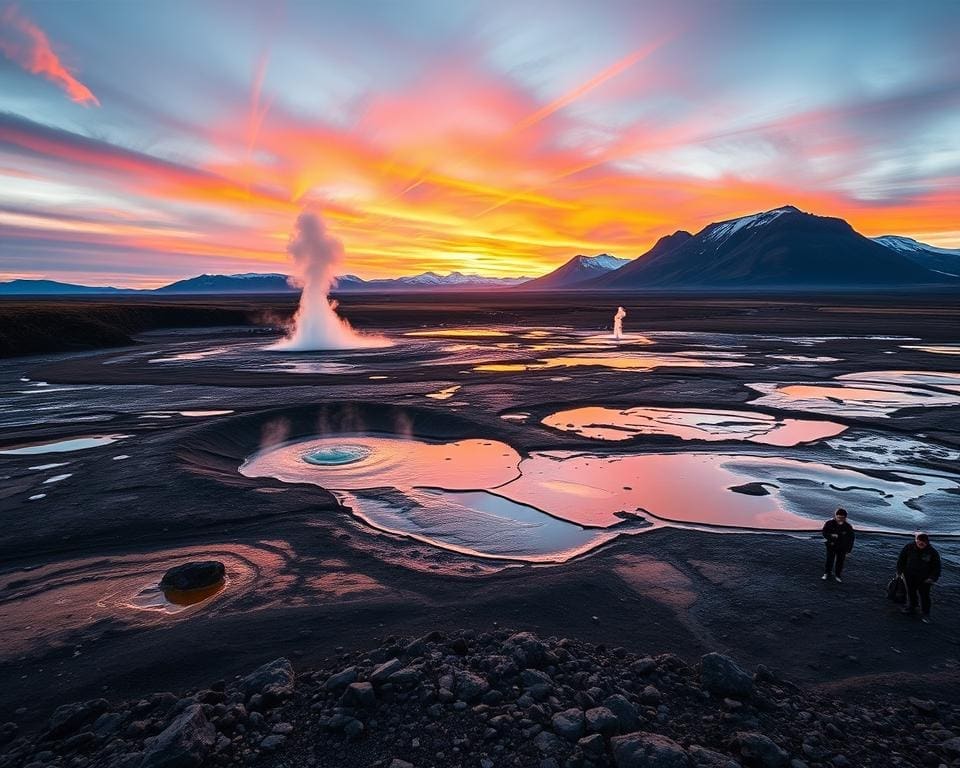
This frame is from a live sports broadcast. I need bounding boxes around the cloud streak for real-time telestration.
[0,5,99,105]
[0,1,958,286]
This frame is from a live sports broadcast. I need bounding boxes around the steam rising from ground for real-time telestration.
[271,212,390,351]
[613,306,626,340]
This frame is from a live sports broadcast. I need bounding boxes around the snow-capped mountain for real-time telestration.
[516,253,629,290]
[701,206,799,242]
[336,272,530,291]
[873,236,960,277]
[586,206,955,290]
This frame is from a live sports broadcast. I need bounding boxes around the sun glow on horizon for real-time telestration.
[1,1,958,287]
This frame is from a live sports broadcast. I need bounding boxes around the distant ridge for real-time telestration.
[156,273,293,293]
[872,235,960,277]
[0,279,134,295]
[0,272,531,295]
[516,253,630,290]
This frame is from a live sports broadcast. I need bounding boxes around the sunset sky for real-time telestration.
[1,0,958,287]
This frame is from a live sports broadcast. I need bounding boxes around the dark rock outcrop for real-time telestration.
[158,561,225,591]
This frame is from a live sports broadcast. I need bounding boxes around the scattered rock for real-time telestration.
[700,653,754,699]
[453,670,489,702]
[341,682,376,708]
[139,704,215,768]
[585,706,619,736]
[611,731,691,767]
[371,658,403,683]
[324,667,359,691]
[504,632,547,668]
[239,658,294,701]
[551,708,585,742]
[909,697,937,715]
[259,734,286,752]
[730,731,790,768]
[45,699,108,739]
[12,629,954,768]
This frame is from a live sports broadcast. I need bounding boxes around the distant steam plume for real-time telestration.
[613,306,626,340]
[271,211,389,351]
[0,5,100,105]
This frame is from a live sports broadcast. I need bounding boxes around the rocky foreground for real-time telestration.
[2,630,959,768]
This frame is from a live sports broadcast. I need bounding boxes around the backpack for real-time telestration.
[886,573,906,604]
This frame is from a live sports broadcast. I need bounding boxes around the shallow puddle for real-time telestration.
[340,488,624,563]
[426,385,461,400]
[0,434,131,455]
[475,353,752,373]
[838,370,960,393]
[542,406,846,446]
[405,329,511,338]
[129,579,226,614]
[149,347,231,363]
[901,344,960,356]
[255,361,357,374]
[748,381,960,417]
[767,355,840,363]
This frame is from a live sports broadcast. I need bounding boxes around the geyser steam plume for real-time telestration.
[613,306,626,340]
[271,212,389,351]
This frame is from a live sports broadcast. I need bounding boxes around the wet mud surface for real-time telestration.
[1,295,959,729]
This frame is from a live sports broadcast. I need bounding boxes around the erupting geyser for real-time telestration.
[613,306,626,340]
[271,212,390,351]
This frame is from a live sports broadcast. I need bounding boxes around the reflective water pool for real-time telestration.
[542,406,846,446]
[0,434,131,455]
[240,433,960,561]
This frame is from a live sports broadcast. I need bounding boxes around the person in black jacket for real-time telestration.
[821,508,855,582]
[897,533,941,623]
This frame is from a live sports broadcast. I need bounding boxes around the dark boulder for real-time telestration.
[159,561,225,591]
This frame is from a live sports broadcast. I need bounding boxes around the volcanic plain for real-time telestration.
[1,292,958,741]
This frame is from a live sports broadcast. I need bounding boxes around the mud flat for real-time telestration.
[0,294,958,741]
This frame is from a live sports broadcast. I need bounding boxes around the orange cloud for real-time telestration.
[0,4,99,105]
[4,39,959,289]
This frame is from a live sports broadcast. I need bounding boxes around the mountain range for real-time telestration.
[0,271,531,296]
[571,206,956,290]
[2,206,957,295]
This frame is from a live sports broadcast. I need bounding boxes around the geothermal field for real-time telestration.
[6,0,960,762]
[1,283,959,751]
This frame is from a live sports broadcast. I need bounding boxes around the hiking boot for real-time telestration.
[821,574,828,580]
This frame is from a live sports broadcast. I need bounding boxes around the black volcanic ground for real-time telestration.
[0,293,958,751]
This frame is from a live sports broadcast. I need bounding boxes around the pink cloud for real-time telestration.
[0,4,99,105]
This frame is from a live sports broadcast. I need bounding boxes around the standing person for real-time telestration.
[821,508,855,582]
[898,533,941,624]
